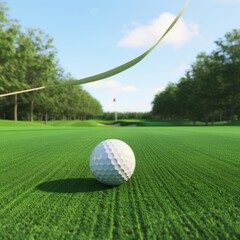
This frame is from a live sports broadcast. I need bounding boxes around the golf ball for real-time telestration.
[90,139,136,186]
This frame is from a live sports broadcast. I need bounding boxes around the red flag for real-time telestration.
[113,98,116,102]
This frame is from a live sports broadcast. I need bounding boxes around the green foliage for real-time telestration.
[0,1,103,121]
[102,112,151,120]
[152,29,240,124]
[0,126,239,239]
[152,83,178,118]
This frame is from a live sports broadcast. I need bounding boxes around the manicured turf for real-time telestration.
[0,125,239,239]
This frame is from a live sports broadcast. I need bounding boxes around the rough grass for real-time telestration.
[0,125,239,239]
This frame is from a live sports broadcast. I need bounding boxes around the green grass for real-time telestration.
[0,120,45,127]
[99,119,203,127]
[0,120,102,128]
[0,119,233,128]
[0,125,239,239]
[47,120,101,127]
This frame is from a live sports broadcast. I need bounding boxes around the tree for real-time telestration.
[176,72,200,124]
[152,29,240,124]
[22,29,57,121]
[152,83,178,119]
[214,29,240,122]
[190,52,222,125]
[0,2,27,120]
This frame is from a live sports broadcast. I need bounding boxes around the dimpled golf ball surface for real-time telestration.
[90,139,136,186]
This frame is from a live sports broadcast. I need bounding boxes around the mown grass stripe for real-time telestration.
[0,126,239,239]
[0,133,90,216]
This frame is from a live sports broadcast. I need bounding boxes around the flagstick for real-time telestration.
[115,111,117,122]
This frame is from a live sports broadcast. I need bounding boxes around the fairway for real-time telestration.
[0,125,239,239]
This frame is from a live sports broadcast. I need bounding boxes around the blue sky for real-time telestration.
[6,0,240,112]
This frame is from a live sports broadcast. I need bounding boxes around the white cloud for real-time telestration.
[86,80,139,94]
[118,12,199,48]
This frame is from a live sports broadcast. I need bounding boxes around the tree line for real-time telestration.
[152,29,240,125]
[102,112,151,120]
[0,1,103,122]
